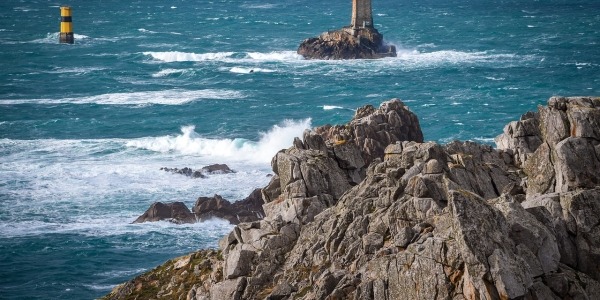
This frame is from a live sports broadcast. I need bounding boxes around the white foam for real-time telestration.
[126,119,311,163]
[323,105,343,110]
[0,134,278,239]
[229,67,275,74]
[245,51,304,61]
[0,89,245,105]
[394,49,520,68]
[29,32,95,44]
[151,68,192,77]
[143,51,234,62]
[138,28,157,34]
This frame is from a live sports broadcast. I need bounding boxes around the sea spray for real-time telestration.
[125,119,311,163]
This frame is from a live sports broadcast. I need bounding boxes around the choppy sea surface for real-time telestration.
[0,0,598,298]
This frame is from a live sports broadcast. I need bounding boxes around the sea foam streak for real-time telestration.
[143,51,303,63]
[126,118,311,163]
[0,89,244,105]
[143,51,235,62]
[391,49,527,68]
[229,67,275,74]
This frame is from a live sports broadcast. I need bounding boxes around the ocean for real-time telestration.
[0,0,598,298]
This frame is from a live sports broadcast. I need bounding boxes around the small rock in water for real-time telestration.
[160,167,205,178]
[133,201,196,224]
[200,164,235,174]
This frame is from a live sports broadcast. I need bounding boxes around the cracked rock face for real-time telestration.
[104,97,600,300]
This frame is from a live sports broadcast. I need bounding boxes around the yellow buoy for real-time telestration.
[59,6,73,44]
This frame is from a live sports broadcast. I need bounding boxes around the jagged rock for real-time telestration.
[160,164,235,178]
[106,97,600,300]
[297,27,396,60]
[193,189,264,225]
[160,167,205,178]
[315,99,423,167]
[132,201,196,224]
[496,96,600,195]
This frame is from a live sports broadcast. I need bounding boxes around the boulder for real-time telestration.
[133,201,196,224]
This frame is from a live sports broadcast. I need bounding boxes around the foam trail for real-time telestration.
[392,48,524,68]
[323,105,344,110]
[151,68,192,77]
[126,119,311,163]
[229,67,275,74]
[0,89,244,105]
[144,51,234,62]
[245,51,304,61]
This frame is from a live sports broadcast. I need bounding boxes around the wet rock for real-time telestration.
[193,189,264,225]
[201,164,235,174]
[160,167,205,178]
[160,164,235,178]
[132,201,196,224]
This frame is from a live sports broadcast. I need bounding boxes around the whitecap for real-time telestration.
[143,51,234,62]
[323,105,343,110]
[0,89,245,105]
[138,28,157,34]
[151,68,192,77]
[126,119,311,163]
[229,67,275,74]
[245,51,304,61]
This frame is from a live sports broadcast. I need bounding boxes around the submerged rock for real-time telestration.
[107,97,600,300]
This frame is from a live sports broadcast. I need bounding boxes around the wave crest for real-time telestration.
[126,119,311,163]
[143,51,235,62]
[0,89,244,105]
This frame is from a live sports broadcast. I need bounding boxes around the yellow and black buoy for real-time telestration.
[59,6,74,44]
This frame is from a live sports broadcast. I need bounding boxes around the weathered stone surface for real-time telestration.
[496,96,600,196]
[298,27,396,60]
[106,97,600,300]
[193,189,264,225]
[133,201,196,224]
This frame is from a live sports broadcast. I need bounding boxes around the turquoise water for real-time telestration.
[1,0,598,298]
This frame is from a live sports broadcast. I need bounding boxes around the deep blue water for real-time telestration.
[0,0,598,298]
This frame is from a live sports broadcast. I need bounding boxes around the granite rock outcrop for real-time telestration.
[297,27,396,60]
[106,97,600,300]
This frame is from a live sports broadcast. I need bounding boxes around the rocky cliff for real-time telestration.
[103,97,600,300]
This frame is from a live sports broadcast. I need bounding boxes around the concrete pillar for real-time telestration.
[351,0,373,29]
